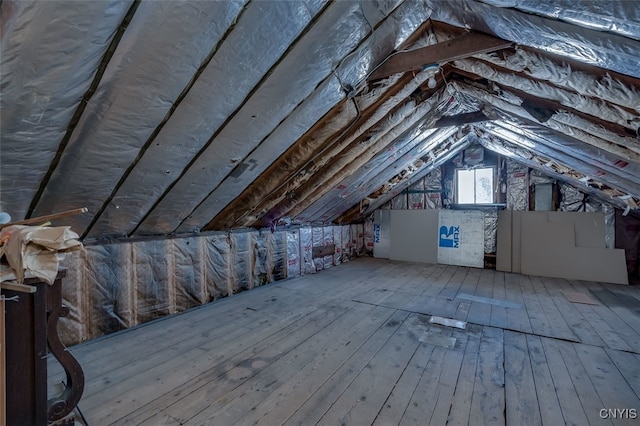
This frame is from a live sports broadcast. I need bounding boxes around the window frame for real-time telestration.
[455,166,495,204]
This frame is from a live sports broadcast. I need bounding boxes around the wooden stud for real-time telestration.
[368,32,512,81]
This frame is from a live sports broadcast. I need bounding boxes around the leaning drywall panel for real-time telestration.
[172,237,207,312]
[390,210,439,264]
[286,229,301,278]
[373,209,391,259]
[547,211,606,249]
[520,215,628,284]
[437,210,485,268]
[496,210,512,272]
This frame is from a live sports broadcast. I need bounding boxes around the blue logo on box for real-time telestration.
[374,224,380,243]
[439,226,460,248]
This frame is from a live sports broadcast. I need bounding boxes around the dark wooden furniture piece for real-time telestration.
[2,272,84,425]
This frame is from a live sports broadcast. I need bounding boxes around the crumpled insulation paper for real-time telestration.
[0,225,83,284]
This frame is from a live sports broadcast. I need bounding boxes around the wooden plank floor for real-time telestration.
[49,258,640,425]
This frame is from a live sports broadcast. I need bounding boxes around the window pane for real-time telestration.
[457,169,475,203]
[475,168,493,203]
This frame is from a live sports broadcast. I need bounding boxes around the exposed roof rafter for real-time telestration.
[368,31,513,81]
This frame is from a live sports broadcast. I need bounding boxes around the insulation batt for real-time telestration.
[54,226,352,346]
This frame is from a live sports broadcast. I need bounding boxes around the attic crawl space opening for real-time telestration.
[1,0,640,343]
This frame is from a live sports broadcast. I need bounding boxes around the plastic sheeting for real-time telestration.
[323,226,334,269]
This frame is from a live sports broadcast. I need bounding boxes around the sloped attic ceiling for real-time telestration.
[1,0,639,241]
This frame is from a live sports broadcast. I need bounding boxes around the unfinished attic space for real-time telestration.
[3,0,640,424]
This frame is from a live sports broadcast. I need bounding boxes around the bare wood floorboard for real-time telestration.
[49,258,640,425]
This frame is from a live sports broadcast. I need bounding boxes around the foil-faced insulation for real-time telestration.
[84,243,135,339]
[32,0,249,235]
[341,225,352,263]
[56,225,355,346]
[506,159,529,210]
[312,226,324,271]
[425,167,444,209]
[0,1,131,220]
[136,1,404,235]
[559,183,617,248]
[364,216,375,253]
[205,234,233,300]
[286,230,301,279]
[323,226,334,269]
[173,237,208,311]
[427,0,640,78]
[392,193,408,209]
[408,179,426,210]
[484,210,498,254]
[300,227,315,275]
[333,226,343,266]
[230,232,254,293]
[133,239,173,323]
[530,170,555,186]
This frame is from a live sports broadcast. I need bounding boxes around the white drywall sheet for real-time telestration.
[390,210,439,264]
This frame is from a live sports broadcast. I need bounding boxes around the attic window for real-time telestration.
[456,167,494,204]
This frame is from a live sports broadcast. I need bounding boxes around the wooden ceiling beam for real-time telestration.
[432,111,490,128]
[367,31,512,81]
